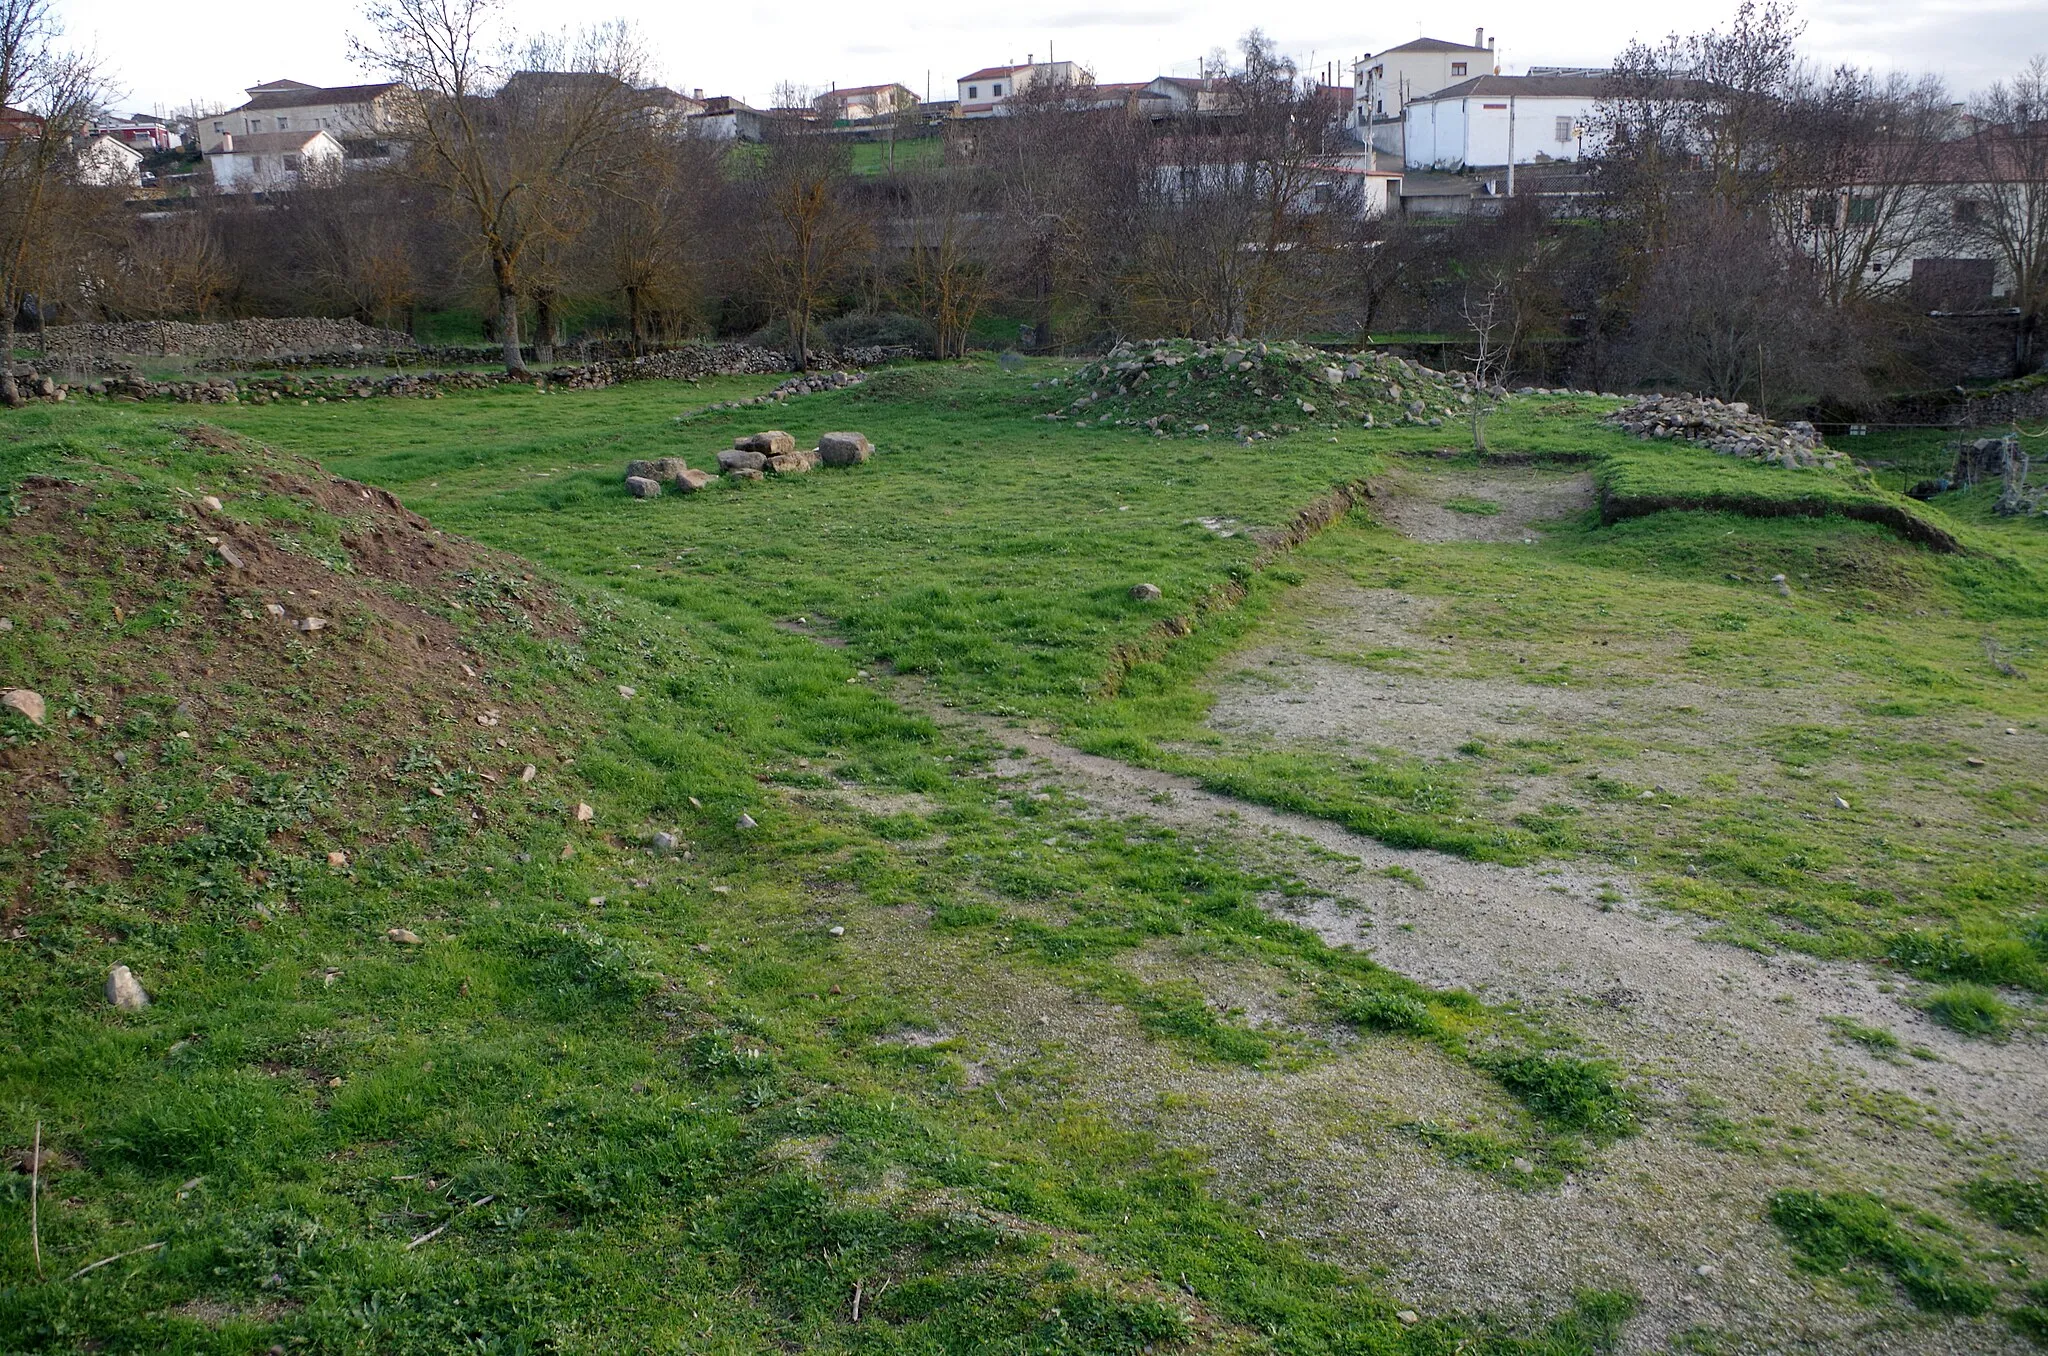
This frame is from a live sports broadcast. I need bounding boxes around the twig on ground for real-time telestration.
[406,1194,494,1250]
[852,1277,864,1323]
[67,1240,163,1281]
[29,1121,42,1278]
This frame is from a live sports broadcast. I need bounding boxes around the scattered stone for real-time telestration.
[652,831,678,854]
[295,616,328,633]
[674,468,718,492]
[736,813,758,830]
[587,896,606,907]
[575,803,595,822]
[717,448,768,474]
[323,968,342,987]
[625,456,689,480]
[386,928,423,945]
[1396,1311,1419,1325]
[1966,757,1985,767]
[766,450,819,474]
[1832,796,1852,810]
[2,688,46,726]
[727,467,765,483]
[688,796,703,809]
[1511,1157,1535,1174]
[828,925,845,937]
[106,964,150,1011]
[1771,574,1792,598]
[618,685,637,699]
[326,850,348,869]
[1129,583,1163,601]
[520,764,537,783]
[199,495,224,512]
[816,431,873,466]
[624,475,662,499]
[215,542,245,570]
[264,603,287,618]
[735,430,796,457]
[0,617,10,631]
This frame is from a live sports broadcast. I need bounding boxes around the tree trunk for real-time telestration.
[534,290,556,367]
[0,306,20,408]
[791,304,810,370]
[625,286,643,357]
[497,289,526,374]
[1471,403,1487,454]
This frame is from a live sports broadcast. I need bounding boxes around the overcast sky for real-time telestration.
[67,0,2047,117]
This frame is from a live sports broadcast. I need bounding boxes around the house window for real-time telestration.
[1556,116,1572,142]
[1846,196,1877,226]
[283,153,301,170]
[1954,198,1983,226]
[967,85,978,98]
[213,121,223,133]
[1806,195,1838,227]
[992,83,1004,96]
[277,116,289,129]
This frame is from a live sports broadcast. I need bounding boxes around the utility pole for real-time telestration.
[1506,96,1515,197]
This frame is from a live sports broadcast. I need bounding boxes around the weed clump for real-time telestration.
[1769,1190,1994,1314]
[1963,1176,2048,1235]
[1482,1052,1642,1141]
[1046,338,1474,440]
[1921,982,2013,1037]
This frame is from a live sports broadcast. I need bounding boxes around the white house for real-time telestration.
[1353,32,1498,123]
[955,59,1078,117]
[78,134,145,187]
[200,79,404,153]
[1402,74,1603,170]
[815,83,918,123]
[206,129,345,191]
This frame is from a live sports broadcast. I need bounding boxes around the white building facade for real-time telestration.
[201,80,403,153]
[1402,75,1602,170]
[206,129,345,191]
[955,60,1078,117]
[1353,32,1498,122]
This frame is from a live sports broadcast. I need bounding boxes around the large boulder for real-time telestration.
[717,447,768,473]
[735,430,796,457]
[816,431,873,466]
[726,467,765,483]
[624,475,662,498]
[627,456,689,480]
[674,468,718,493]
[767,450,819,475]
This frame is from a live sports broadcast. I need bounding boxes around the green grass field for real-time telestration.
[2,359,2044,1351]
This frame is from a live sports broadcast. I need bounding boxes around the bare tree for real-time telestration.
[747,124,869,367]
[1772,67,1956,309]
[589,129,721,353]
[0,0,102,402]
[354,0,649,372]
[1619,206,1867,407]
[1958,58,2048,373]
[1463,278,1510,452]
[898,163,1000,358]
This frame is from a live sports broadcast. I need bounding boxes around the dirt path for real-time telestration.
[906,706,2044,1353]
[1362,464,1595,544]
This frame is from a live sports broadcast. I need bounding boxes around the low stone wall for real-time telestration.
[42,318,416,360]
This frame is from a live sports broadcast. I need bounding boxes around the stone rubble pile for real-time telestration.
[699,369,865,411]
[44,318,416,360]
[1043,337,1483,441]
[622,430,873,497]
[1607,394,1847,469]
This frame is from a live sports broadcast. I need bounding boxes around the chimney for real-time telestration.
[1028,53,1034,67]
[1475,27,1485,48]
[692,88,702,100]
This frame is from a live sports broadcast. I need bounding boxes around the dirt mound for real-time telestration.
[0,426,575,873]
[1043,338,1478,440]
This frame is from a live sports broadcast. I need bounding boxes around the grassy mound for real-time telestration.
[1044,338,1477,440]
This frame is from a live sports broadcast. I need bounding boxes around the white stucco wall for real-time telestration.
[1405,94,1599,169]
